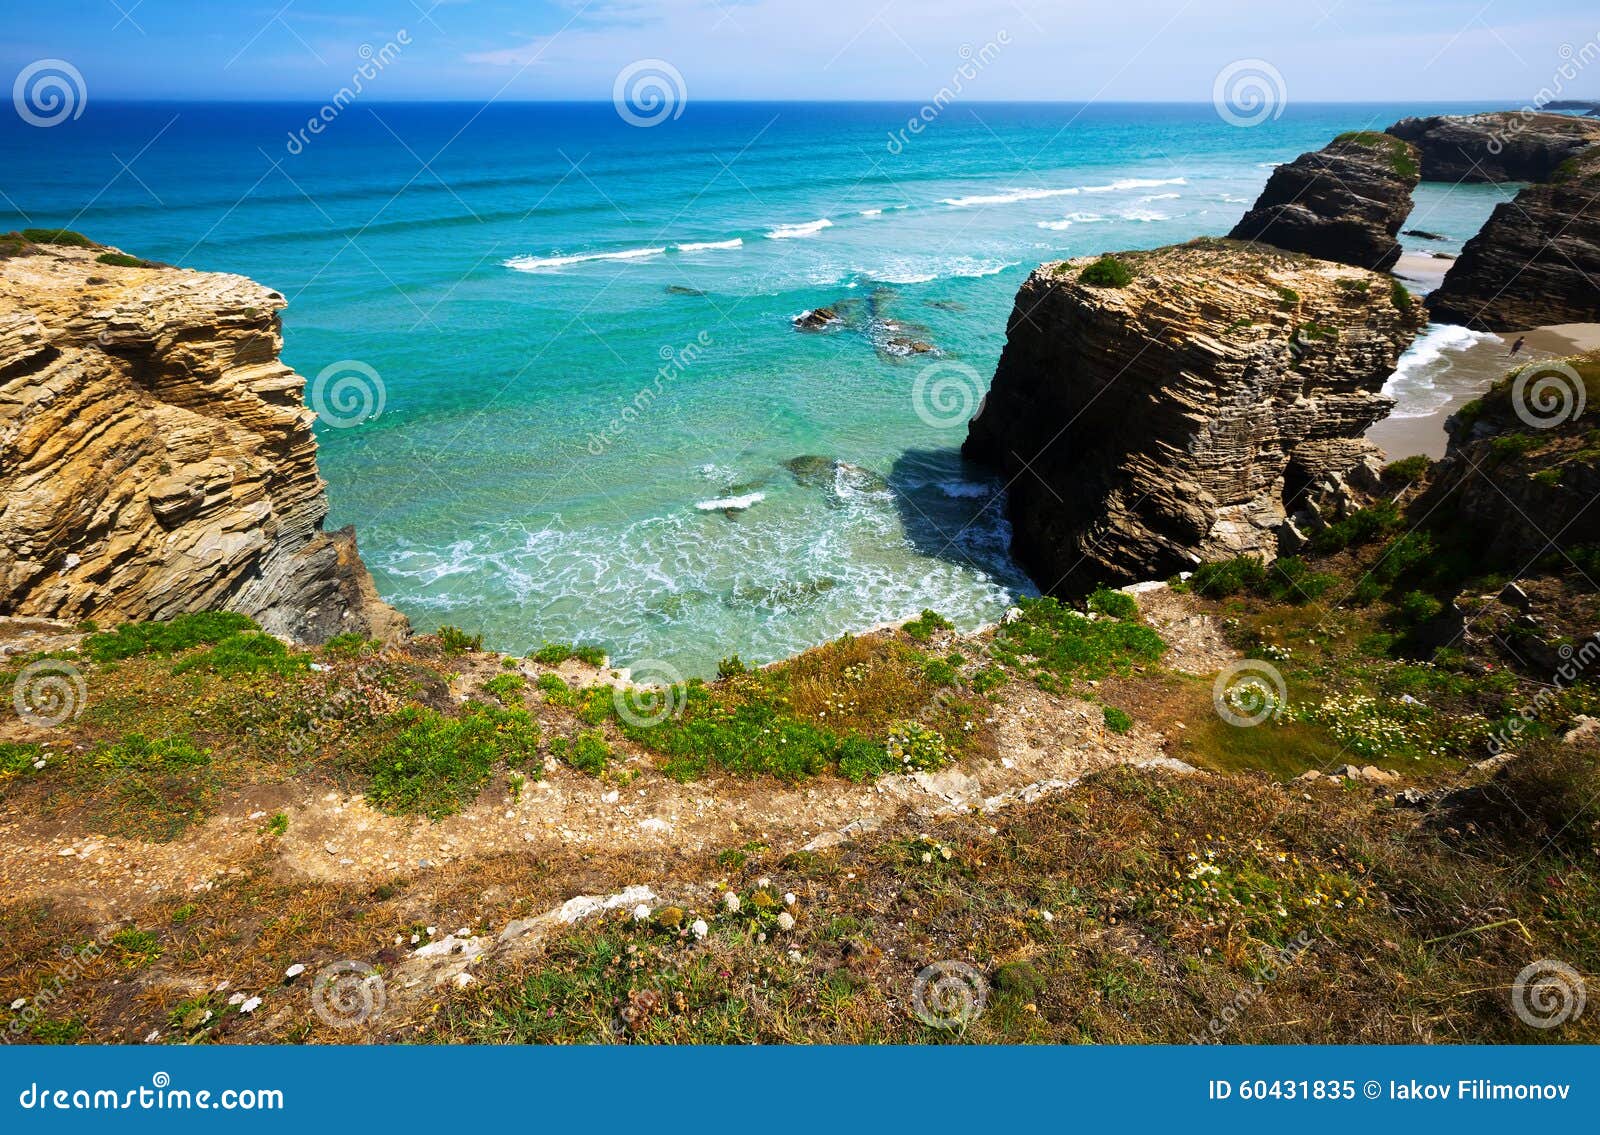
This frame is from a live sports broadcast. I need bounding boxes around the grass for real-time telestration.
[169,631,310,678]
[435,625,483,654]
[83,611,258,662]
[1078,254,1134,288]
[1333,130,1421,179]
[987,596,1166,693]
[530,642,608,667]
[1190,556,1335,604]
[94,251,155,268]
[901,609,953,642]
[360,702,541,820]
[19,227,96,248]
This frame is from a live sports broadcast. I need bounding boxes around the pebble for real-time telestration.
[227,992,246,1006]
[239,996,261,1013]
[9,998,25,1010]
[284,963,305,979]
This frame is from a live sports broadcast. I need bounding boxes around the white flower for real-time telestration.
[757,876,771,888]
[227,992,246,1006]
[920,852,933,864]
[632,904,652,922]
[723,892,740,913]
[284,963,305,979]
[239,996,261,1014]
[776,912,795,931]
[783,892,796,906]
[9,998,25,1010]
[691,919,709,940]
[1041,910,1054,922]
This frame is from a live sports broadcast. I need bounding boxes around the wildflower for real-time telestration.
[723,892,740,913]
[632,904,651,922]
[783,892,796,906]
[691,919,709,940]
[777,912,795,931]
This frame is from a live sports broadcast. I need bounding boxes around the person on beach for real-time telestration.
[1509,335,1526,356]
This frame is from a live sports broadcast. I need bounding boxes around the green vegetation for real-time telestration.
[109,928,163,967]
[170,631,310,678]
[1270,284,1300,310]
[987,596,1166,694]
[1102,705,1133,734]
[361,703,541,820]
[94,251,155,268]
[83,611,258,662]
[1333,130,1420,179]
[1309,500,1404,554]
[530,642,608,667]
[556,728,614,776]
[716,654,748,679]
[1086,586,1138,620]
[1190,555,1335,603]
[536,671,578,706]
[1078,254,1134,288]
[1381,454,1431,485]
[1390,278,1414,313]
[20,227,95,248]
[435,625,483,654]
[482,673,526,706]
[82,734,215,841]
[901,609,953,642]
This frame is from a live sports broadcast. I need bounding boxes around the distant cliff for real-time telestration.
[1427,143,1600,329]
[963,240,1425,591]
[1386,112,1600,183]
[1228,131,1419,271]
[0,232,406,643]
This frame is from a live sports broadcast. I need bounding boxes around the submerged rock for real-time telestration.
[963,240,1424,592]
[1228,132,1419,271]
[793,306,842,331]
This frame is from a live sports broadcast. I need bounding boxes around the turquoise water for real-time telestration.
[1,100,1515,674]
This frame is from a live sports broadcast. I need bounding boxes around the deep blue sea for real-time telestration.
[0,100,1519,674]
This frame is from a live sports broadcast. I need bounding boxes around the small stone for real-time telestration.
[632,904,652,922]
[227,992,246,1006]
[9,998,25,1010]
[239,996,261,1013]
[284,963,306,979]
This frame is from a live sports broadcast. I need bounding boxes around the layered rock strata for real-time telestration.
[0,237,407,643]
[963,240,1426,591]
[1385,112,1600,183]
[1228,132,1420,271]
[1426,145,1600,329]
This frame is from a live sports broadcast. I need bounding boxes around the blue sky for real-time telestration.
[4,0,1599,101]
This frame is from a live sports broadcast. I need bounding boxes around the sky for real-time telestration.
[3,0,1599,103]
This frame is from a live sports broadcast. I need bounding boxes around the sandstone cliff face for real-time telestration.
[963,241,1425,592]
[0,239,407,643]
[1386,112,1600,183]
[1426,145,1600,330]
[1228,132,1419,271]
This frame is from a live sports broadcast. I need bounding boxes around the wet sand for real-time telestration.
[1367,322,1600,459]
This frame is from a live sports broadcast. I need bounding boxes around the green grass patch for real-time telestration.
[1078,254,1134,288]
[20,227,95,247]
[83,611,258,662]
[361,703,541,820]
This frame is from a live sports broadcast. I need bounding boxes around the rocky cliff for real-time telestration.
[1416,350,1600,566]
[963,240,1425,592]
[1386,112,1600,183]
[1426,144,1600,329]
[0,234,407,643]
[1228,131,1419,271]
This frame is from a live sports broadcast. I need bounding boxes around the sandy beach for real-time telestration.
[1368,320,1600,459]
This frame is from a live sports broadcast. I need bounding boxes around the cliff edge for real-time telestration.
[963,240,1425,592]
[0,233,407,643]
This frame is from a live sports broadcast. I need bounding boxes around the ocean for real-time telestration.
[0,99,1520,675]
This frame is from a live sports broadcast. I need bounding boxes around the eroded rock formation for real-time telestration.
[1426,145,1600,329]
[1385,112,1600,183]
[963,240,1425,591]
[0,237,407,643]
[1228,132,1419,271]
